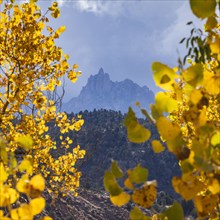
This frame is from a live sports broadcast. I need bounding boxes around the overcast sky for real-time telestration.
[33,1,203,101]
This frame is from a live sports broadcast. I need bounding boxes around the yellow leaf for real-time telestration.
[125,108,151,143]
[132,183,157,208]
[182,64,203,87]
[194,194,219,216]
[211,131,220,146]
[18,204,33,219]
[208,178,220,194]
[30,174,45,191]
[8,188,19,204]
[156,117,180,141]
[172,175,204,201]
[15,134,33,150]
[18,158,33,174]
[73,64,78,69]
[57,25,66,34]
[155,92,178,113]
[110,192,130,207]
[152,62,177,90]
[0,162,8,183]
[203,69,220,95]
[40,216,53,220]
[151,140,165,153]
[190,89,202,105]
[30,197,45,215]
[124,178,134,190]
[190,0,216,19]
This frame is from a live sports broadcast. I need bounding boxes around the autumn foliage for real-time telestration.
[0,0,85,219]
[104,0,220,219]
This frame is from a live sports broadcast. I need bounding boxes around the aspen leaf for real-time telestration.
[57,25,66,34]
[190,90,202,105]
[156,117,180,141]
[18,158,33,174]
[110,161,124,178]
[40,217,53,220]
[203,69,220,95]
[182,64,203,87]
[0,162,8,183]
[152,62,177,90]
[129,164,148,184]
[194,194,219,216]
[110,192,130,207]
[208,178,220,194]
[30,174,45,191]
[8,188,19,204]
[132,183,157,208]
[15,134,33,150]
[211,131,220,146]
[124,178,134,190]
[172,175,204,201]
[151,140,165,153]
[124,108,150,143]
[160,202,184,220]
[30,197,45,215]
[190,0,216,19]
[155,92,178,113]
[130,207,149,220]
[104,171,122,196]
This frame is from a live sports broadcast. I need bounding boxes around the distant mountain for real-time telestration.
[62,68,154,114]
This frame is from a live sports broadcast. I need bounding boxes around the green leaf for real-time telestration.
[130,207,150,220]
[124,108,151,143]
[152,62,177,90]
[182,64,203,87]
[161,202,184,220]
[110,192,130,207]
[111,160,124,178]
[104,171,122,196]
[190,0,216,19]
[130,164,148,184]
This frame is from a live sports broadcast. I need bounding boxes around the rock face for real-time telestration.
[62,68,154,114]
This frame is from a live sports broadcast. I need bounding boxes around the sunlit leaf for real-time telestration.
[30,197,45,215]
[182,64,203,87]
[190,0,216,19]
[124,178,134,190]
[30,174,45,192]
[172,175,204,201]
[0,162,8,183]
[110,192,130,207]
[15,134,33,150]
[156,116,180,141]
[151,140,165,153]
[211,131,220,146]
[155,92,178,114]
[132,182,157,208]
[124,108,151,143]
[152,62,177,90]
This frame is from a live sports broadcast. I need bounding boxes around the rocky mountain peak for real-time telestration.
[63,68,154,114]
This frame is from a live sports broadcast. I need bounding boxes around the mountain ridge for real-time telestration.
[62,68,154,114]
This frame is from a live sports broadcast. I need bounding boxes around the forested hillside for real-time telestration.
[49,109,180,197]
